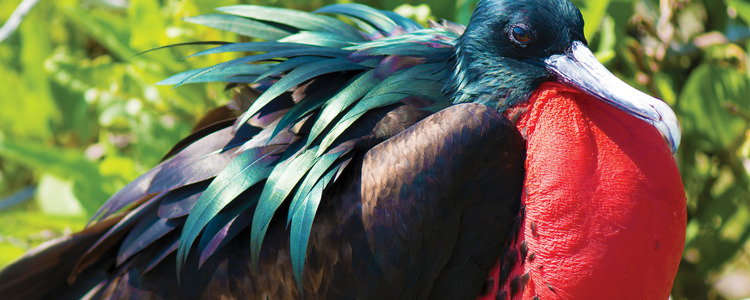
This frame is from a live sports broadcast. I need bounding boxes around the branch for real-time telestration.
[0,0,42,43]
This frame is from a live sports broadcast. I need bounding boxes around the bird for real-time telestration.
[0,0,687,299]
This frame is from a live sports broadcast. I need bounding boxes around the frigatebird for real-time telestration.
[0,0,686,299]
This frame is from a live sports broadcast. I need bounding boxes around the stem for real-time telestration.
[0,0,42,43]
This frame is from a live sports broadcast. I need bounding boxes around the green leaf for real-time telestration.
[60,5,136,59]
[593,15,615,64]
[579,0,611,41]
[727,0,750,25]
[16,5,56,139]
[455,0,474,24]
[129,0,166,50]
[678,60,750,149]
[0,140,108,215]
[36,174,85,216]
[0,55,54,139]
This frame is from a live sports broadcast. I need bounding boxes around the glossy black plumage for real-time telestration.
[0,0,683,298]
[0,3,529,299]
[0,97,525,299]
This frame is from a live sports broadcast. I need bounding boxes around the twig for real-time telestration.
[0,186,35,211]
[0,0,42,43]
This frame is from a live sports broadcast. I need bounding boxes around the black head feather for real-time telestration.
[447,0,586,110]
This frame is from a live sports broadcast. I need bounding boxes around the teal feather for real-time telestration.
[249,146,320,269]
[216,5,364,41]
[237,58,366,129]
[347,29,457,56]
[156,64,270,85]
[286,150,349,225]
[306,70,379,149]
[176,147,282,275]
[268,95,328,143]
[167,48,343,88]
[183,14,294,41]
[289,166,338,293]
[381,10,423,32]
[185,41,348,58]
[318,64,447,155]
[279,31,357,48]
[135,41,230,56]
[64,3,470,294]
[315,4,401,35]
[254,56,325,85]
[341,16,381,37]
[152,3,464,289]
[196,186,258,267]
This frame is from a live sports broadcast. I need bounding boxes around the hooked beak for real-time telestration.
[544,41,681,154]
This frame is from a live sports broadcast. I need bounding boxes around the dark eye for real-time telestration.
[511,26,532,45]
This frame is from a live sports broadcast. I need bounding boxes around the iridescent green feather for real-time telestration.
[159,3,463,289]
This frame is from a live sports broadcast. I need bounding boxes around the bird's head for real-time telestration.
[449,0,680,153]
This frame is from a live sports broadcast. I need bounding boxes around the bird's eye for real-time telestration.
[511,26,532,45]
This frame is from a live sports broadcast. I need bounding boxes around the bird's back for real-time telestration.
[0,89,526,300]
[0,6,527,299]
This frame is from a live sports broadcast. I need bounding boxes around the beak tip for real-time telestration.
[669,125,682,154]
[653,101,681,155]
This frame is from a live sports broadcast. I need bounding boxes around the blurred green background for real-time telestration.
[0,0,748,298]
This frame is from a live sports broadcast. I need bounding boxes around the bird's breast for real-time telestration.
[509,82,686,300]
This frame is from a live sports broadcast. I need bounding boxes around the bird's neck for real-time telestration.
[446,44,547,111]
[502,82,686,299]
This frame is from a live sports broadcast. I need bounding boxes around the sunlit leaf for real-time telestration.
[727,0,750,25]
[575,0,611,41]
[679,57,750,149]
[0,140,109,214]
[36,174,85,216]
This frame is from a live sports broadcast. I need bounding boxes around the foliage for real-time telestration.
[0,0,748,299]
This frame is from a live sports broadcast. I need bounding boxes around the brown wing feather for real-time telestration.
[0,214,124,299]
[0,102,524,300]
